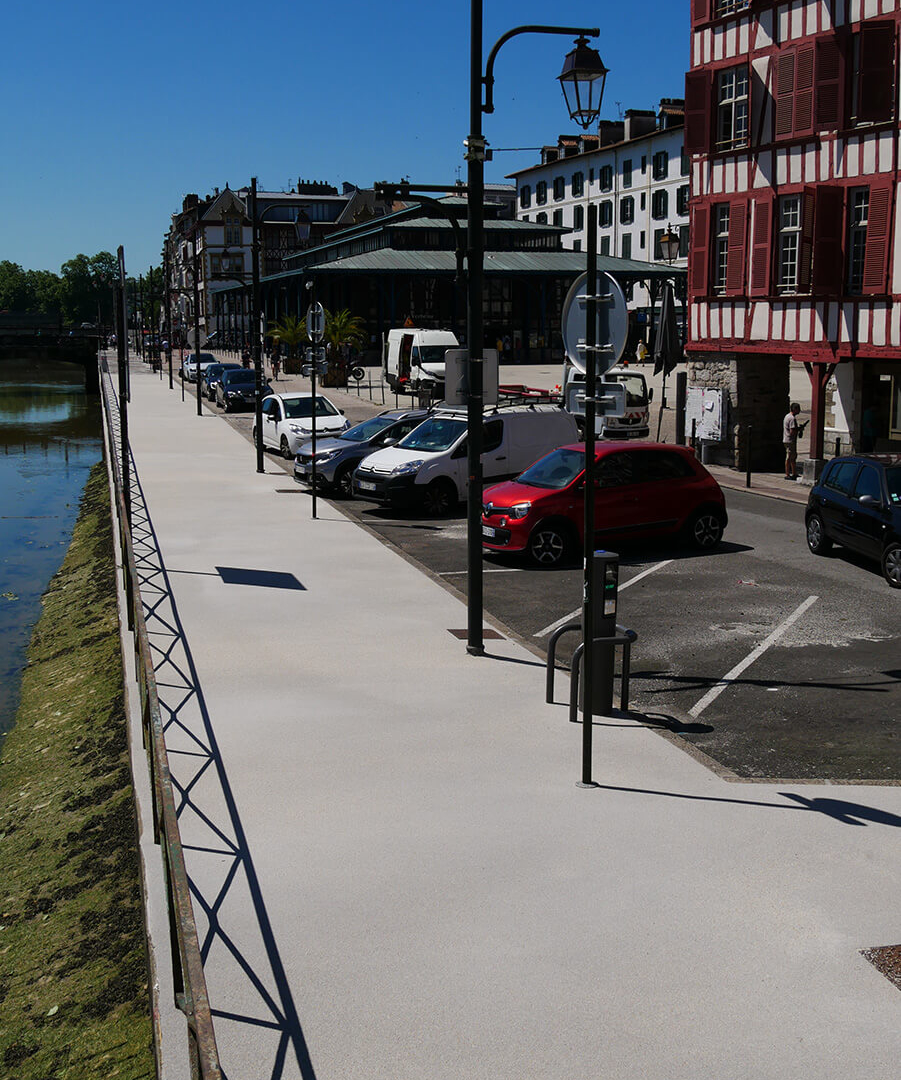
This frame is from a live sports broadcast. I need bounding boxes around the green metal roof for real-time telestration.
[390,217,558,231]
[260,249,682,282]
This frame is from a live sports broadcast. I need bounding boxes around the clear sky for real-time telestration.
[4,0,688,276]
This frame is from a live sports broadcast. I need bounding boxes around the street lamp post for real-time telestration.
[465,9,606,656]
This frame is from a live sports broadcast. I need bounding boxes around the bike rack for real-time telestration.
[545,619,638,718]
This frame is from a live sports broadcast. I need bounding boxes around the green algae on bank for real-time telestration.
[0,462,154,1078]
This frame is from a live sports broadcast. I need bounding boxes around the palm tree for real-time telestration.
[266,315,308,371]
[323,308,366,386]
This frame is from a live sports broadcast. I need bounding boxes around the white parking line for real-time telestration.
[688,595,819,718]
[533,560,674,637]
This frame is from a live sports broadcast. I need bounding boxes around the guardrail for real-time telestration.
[100,357,222,1080]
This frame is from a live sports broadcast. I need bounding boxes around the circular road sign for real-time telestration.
[561,271,628,375]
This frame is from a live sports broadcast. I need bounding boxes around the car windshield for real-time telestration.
[187,353,215,364]
[886,466,901,504]
[416,346,451,365]
[340,416,395,442]
[608,374,648,407]
[516,447,586,489]
[224,371,255,385]
[206,365,223,378]
[283,396,340,419]
[398,416,466,452]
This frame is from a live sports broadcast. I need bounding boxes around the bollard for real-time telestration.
[745,424,752,488]
[835,436,841,457]
[691,417,697,453]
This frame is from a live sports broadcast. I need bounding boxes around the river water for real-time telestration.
[0,357,103,742]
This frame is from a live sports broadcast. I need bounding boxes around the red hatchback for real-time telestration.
[481,442,728,566]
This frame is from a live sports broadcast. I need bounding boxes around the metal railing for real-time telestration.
[100,357,222,1080]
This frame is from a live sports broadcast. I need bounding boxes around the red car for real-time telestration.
[481,442,727,567]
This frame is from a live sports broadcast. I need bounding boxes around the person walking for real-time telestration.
[270,347,281,381]
[783,402,806,480]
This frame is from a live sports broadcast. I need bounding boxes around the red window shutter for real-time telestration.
[749,196,773,297]
[815,35,846,130]
[690,204,710,297]
[793,44,816,137]
[797,188,816,293]
[811,185,845,296]
[684,71,711,154]
[858,22,896,124]
[691,0,710,25]
[725,200,747,296]
[862,182,894,296]
[774,51,796,138]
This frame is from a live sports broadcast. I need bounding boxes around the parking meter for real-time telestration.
[581,550,619,714]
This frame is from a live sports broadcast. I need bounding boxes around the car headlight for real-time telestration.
[509,502,532,519]
[288,424,305,434]
[390,459,424,477]
[316,449,340,462]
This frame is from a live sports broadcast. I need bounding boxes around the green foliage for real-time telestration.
[266,314,309,358]
[323,308,366,385]
[0,261,60,315]
[58,252,119,325]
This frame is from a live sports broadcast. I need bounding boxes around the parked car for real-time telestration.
[481,442,728,567]
[352,404,580,516]
[216,368,273,411]
[294,409,428,496]
[202,362,242,401]
[254,392,350,457]
[180,352,217,382]
[805,453,901,587]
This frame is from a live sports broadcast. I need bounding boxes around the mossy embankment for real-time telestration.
[0,462,154,1078]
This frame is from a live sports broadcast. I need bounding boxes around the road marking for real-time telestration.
[688,595,819,718]
[439,568,525,575]
[533,560,674,637]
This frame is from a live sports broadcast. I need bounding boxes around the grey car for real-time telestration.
[202,362,242,401]
[293,409,428,497]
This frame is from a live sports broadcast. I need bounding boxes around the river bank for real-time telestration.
[0,462,154,1077]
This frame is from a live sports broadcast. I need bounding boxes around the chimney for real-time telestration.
[623,109,657,141]
[183,194,199,211]
[597,120,625,147]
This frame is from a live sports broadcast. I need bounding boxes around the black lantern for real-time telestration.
[658,223,681,264]
[558,36,608,130]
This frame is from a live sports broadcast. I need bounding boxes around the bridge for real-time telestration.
[0,314,103,391]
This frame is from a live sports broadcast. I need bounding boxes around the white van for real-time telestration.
[352,404,580,515]
[561,362,652,439]
[383,328,459,392]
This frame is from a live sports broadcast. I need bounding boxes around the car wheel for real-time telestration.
[335,462,356,498]
[882,542,901,589]
[422,479,455,517]
[528,522,571,567]
[806,513,833,556]
[280,436,293,460]
[684,508,724,550]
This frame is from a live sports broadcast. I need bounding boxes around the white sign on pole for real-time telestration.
[560,271,629,376]
[306,302,325,343]
[443,349,499,407]
[564,381,626,418]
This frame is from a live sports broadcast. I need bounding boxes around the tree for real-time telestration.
[0,261,31,311]
[58,251,119,325]
[266,315,309,370]
[323,308,366,386]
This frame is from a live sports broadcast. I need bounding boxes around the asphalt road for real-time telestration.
[205,376,899,784]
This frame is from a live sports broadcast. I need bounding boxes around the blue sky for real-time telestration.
[4,1,688,276]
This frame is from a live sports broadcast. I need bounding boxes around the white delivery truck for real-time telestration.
[383,328,460,392]
[561,361,652,440]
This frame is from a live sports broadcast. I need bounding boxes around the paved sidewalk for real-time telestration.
[114,356,899,1080]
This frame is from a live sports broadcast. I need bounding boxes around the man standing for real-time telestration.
[783,402,806,480]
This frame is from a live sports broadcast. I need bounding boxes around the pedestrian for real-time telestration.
[783,402,807,480]
[241,348,251,369]
[271,347,281,381]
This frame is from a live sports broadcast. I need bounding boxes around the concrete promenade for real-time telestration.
[112,356,900,1080]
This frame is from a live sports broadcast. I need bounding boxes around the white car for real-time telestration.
[180,352,217,382]
[257,392,350,458]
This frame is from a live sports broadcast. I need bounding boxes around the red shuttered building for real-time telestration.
[686,0,901,471]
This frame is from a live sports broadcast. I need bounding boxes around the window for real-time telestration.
[653,228,665,260]
[679,224,690,258]
[536,181,547,205]
[640,192,646,211]
[823,460,859,496]
[599,201,613,228]
[716,65,749,150]
[553,210,563,226]
[850,23,896,126]
[636,450,694,482]
[712,204,731,294]
[652,151,669,180]
[536,212,548,223]
[641,156,647,174]
[599,165,613,191]
[620,197,635,225]
[224,216,242,245]
[553,176,565,201]
[483,420,504,453]
[622,234,632,259]
[852,465,883,501]
[622,159,632,188]
[519,185,531,209]
[573,205,584,231]
[600,236,611,256]
[639,231,646,249]
[595,453,634,487]
[574,240,582,251]
[713,0,750,15]
[681,150,690,176]
[847,188,869,295]
[777,194,803,292]
[652,190,668,220]
[572,171,584,197]
[589,168,595,183]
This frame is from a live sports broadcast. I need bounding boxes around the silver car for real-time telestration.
[294,409,429,497]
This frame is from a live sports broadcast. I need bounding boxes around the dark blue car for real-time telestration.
[806,454,901,587]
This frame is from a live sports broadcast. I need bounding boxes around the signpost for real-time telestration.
[306,300,325,519]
